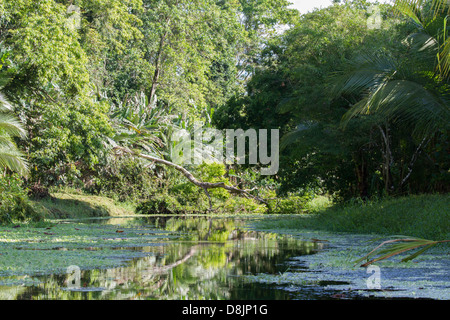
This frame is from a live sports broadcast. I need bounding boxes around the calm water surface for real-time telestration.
[1,216,328,300]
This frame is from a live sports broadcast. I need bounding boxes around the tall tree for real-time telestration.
[137,0,245,114]
[215,1,426,199]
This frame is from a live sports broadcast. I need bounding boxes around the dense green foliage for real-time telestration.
[0,172,41,224]
[0,0,298,221]
[214,0,449,201]
[0,1,448,301]
[0,0,448,223]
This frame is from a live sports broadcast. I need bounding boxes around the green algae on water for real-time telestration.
[0,221,177,281]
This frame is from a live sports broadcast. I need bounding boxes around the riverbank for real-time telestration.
[252,194,450,240]
[31,190,136,220]
[32,192,450,241]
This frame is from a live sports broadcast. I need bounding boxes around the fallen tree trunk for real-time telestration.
[113,146,268,211]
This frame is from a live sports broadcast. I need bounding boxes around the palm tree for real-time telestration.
[334,0,450,137]
[395,0,450,78]
[109,91,220,165]
[0,86,28,177]
[334,51,450,139]
[329,1,450,192]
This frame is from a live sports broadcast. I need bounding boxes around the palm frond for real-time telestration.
[431,0,450,16]
[405,32,438,53]
[343,79,450,137]
[393,0,425,28]
[280,121,319,150]
[355,236,449,267]
[0,113,27,138]
[0,76,29,176]
[330,53,398,98]
[109,92,175,161]
[437,16,450,77]
[395,0,450,79]
[0,92,12,111]
[0,145,29,177]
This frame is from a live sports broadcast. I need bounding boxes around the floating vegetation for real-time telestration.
[0,220,178,279]
[0,217,448,300]
[243,227,450,300]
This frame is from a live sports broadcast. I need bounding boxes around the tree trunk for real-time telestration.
[354,156,368,199]
[378,124,394,194]
[148,19,170,108]
[400,136,429,189]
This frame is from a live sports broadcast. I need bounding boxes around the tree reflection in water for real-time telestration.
[4,217,324,300]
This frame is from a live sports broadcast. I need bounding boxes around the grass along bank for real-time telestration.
[31,190,136,220]
[253,194,450,241]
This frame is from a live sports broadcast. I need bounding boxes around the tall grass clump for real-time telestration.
[256,194,450,240]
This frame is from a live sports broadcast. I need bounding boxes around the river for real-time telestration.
[0,216,448,300]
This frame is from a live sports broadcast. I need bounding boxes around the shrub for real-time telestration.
[170,182,205,206]
[168,162,230,208]
[24,99,113,188]
[0,173,43,224]
[86,155,160,202]
[135,193,194,215]
[271,192,314,214]
[220,196,267,214]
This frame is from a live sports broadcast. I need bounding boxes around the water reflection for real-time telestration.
[1,217,325,300]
